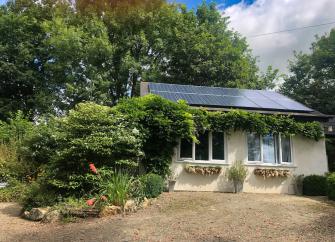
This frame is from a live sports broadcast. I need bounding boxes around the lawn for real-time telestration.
[1,192,335,242]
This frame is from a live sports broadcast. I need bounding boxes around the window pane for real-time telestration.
[247,133,261,161]
[262,134,278,164]
[195,132,209,160]
[180,138,192,158]
[281,136,292,163]
[212,132,225,160]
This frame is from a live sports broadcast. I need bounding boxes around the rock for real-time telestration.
[42,210,61,223]
[142,197,151,208]
[124,199,136,213]
[23,208,49,221]
[99,205,122,217]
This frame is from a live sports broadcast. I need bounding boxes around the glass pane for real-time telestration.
[195,132,209,160]
[247,133,261,161]
[212,132,225,160]
[262,134,278,164]
[180,138,192,158]
[281,136,292,163]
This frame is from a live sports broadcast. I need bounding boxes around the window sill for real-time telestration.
[245,163,297,168]
[176,160,229,166]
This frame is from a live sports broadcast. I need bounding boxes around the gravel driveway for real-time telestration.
[1,192,335,242]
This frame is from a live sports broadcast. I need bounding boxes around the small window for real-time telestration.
[212,132,225,160]
[247,133,261,161]
[180,138,192,158]
[195,131,209,160]
[281,136,292,163]
[262,134,277,164]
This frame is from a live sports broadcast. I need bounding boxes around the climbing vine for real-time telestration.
[190,108,323,141]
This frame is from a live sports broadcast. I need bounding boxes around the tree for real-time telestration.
[281,29,335,115]
[0,0,279,119]
[43,15,115,110]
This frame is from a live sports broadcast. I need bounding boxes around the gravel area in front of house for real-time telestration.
[1,192,335,242]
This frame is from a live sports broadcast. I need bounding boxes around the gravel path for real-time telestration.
[1,192,335,242]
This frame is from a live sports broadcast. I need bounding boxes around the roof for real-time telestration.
[141,82,330,121]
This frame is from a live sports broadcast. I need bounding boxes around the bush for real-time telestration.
[140,173,164,198]
[327,173,335,200]
[302,175,327,196]
[0,179,29,202]
[129,178,146,203]
[226,161,248,193]
[22,181,58,210]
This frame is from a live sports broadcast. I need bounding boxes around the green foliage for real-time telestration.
[22,181,59,210]
[140,173,164,198]
[194,109,323,141]
[281,29,335,114]
[47,102,143,194]
[326,173,335,201]
[129,178,146,203]
[0,112,37,182]
[101,171,131,206]
[0,179,29,202]
[115,95,195,177]
[0,0,279,119]
[225,161,248,193]
[302,175,327,196]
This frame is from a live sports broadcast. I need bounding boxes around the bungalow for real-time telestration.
[140,82,330,194]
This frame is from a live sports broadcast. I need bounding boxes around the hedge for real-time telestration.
[327,173,335,201]
[302,175,327,196]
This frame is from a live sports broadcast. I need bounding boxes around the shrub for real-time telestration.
[22,181,58,210]
[226,161,248,193]
[140,173,164,198]
[129,178,146,203]
[0,179,29,202]
[101,171,131,206]
[327,173,335,200]
[302,175,327,196]
[0,112,37,182]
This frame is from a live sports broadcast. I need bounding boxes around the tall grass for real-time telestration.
[103,171,131,206]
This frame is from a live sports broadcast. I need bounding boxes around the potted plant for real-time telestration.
[226,161,248,193]
[168,172,177,192]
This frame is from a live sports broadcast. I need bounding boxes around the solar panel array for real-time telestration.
[148,82,313,113]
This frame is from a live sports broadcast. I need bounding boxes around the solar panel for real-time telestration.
[148,82,314,113]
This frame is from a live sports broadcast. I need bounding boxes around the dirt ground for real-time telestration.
[1,192,335,242]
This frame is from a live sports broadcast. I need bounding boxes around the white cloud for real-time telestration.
[223,0,335,74]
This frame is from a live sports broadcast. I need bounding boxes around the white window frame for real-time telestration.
[177,132,227,164]
[246,133,293,166]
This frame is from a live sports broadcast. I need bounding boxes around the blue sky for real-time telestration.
[171,0,254,10]
[0,0,254,8]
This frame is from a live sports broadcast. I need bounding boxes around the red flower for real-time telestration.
[89,163,97,174]
[100,195,108,201]
[86,198,96,206]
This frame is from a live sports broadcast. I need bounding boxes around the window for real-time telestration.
[195,131,209,160]
[179,132,225,163]
[180,138,192,159]
[212,132,225,160]
[247,133,261,161]
[247,133,292,164]
[281,136,292,163]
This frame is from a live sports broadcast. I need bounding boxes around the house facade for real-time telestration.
[141,82,330,194]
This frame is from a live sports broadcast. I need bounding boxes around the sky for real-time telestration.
[1,0,335,74]
[177,0,335,74]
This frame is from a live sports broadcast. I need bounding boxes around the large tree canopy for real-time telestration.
[0,0,279,120]
[280,29,335,115]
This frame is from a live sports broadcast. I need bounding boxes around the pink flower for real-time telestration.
[89,163,97,174]
[86,198,96,206]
